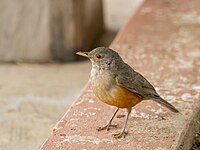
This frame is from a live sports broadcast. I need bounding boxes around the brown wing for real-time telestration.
[115,63,159,99]
[115,63,179,113]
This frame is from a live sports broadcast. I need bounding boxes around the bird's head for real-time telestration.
[76,47,121,70]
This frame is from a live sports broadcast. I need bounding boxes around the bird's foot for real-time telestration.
[112,130,128,138]
[97,124,118,131]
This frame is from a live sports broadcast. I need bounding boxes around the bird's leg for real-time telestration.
[113,108,131,138]
[97,108,119,131]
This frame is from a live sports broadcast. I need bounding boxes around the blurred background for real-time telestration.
[0,0,143,149]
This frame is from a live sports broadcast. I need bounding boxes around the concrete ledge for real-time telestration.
[41,0,200,149]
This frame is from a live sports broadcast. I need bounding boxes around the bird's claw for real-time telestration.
[112,131,128,138]
[97,124,118,131]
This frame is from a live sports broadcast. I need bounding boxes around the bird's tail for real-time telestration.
[152,97,179,113]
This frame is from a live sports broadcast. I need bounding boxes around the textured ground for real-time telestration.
[42,0,200,149]
[0,62,90,149]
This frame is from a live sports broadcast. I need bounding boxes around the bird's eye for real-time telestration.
[96,54,102,59]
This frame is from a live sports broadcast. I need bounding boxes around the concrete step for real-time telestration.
[41,0,200,149]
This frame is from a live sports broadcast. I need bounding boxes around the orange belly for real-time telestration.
[93,84,141,108]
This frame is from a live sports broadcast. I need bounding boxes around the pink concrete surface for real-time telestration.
[41,0,200,149]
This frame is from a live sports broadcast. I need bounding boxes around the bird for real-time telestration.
[76,47,179,138]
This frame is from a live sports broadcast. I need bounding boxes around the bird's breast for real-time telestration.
[90,69,141,108]
[90,70,115,95]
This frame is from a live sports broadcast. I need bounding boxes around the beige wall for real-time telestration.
[0,0,51,62]
[0,0,103,62]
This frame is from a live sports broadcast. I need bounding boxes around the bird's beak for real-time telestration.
[76,52,89,58]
